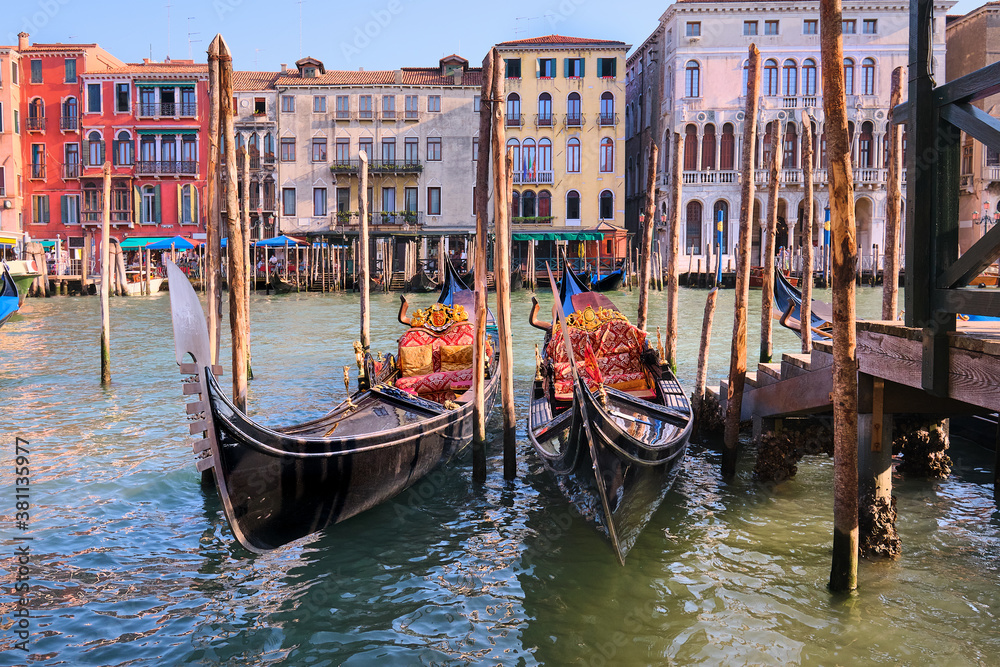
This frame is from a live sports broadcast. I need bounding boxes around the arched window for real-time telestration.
[538,190,551,218]
[627,156,634,195]
[802,59,817,96]
[506,93,521,122]
[264,132,275,160]
[625,106,631,137]
[721,123,736,170]
[566,138,580,173]
[115,130,133,166]
[538,138,552,173]
[506,138,520,175]
[637,94,643,129]
[538,92,552,125]
[861,58,876,95]
[764,59,779,96]
[599,190,614,220]
[713,200,730,251]
[859,121,874,167]
[87,130,103,166]
[684,124,698,171]
[600,92,614,125]
[511,190,521,218]
[702,124,716,171]
[180,184,196,224]
[760,121,776,167]
[522,138,536,178]
[783,122,798,168]
[248,132,260,158]
[63,97,77,128]
[521,190,536,218]
[141,185,158,224]
[743,59,750,96]
[84,182,100,218]
[782,59,797,96]
[686,201,703,251]
[599,137,614,172]
[685,60,700,97]
[567,92,582,125]
[566,190,581,221]
[843,58,855,95]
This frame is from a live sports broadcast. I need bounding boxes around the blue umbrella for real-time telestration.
[145,236,198,251]
[253,235,310,248]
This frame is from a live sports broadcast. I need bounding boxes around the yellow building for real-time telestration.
[494,35,629,257]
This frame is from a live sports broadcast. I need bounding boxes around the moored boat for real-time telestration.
[527,263,692,564]
[268,272,297,293]
[773,269,833,339]
[408,266,439,293]
[0,264,19,327]
[167,259,499,554]
[590,262,625,292]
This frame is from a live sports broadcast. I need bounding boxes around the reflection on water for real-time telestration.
[2,286,1000,665]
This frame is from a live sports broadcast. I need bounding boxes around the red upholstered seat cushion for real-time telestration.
[395,322,490,398]
[548,317,649,398]
[395,368,473,395]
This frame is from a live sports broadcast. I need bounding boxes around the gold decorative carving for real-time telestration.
[565,305,629,332]
[409,303,469,332]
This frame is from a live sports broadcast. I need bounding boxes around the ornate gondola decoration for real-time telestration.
[167,258,499,554]
[527,262,692,564]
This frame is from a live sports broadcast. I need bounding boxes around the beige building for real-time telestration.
[634,0,953,270]
[233,71,280,239]
[947,1,1000,254]
[0,45,24,238]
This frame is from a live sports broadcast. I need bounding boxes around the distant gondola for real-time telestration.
[0,264,19,328]
[527,262,692,564]
[590,262,625,292]
[773,269,832,340]
[268,272,297,294]
[510,265,524,292]
[408,266,439,293]
[166,259,499,554]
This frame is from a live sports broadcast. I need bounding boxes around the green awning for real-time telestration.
[39,240,55,249]
[136,128,199,135]
[512,231,604,241]
[119,236,171,249]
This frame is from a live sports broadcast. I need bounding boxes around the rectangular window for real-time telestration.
[744,21,758,35]
[64,58,76,83]
[686,22,701,37]
[30,59,42,83]
[538,58,556,78]
[764,20,779,35]
[11,60,17,85]
[254,97,266,115]
[405,95,418,119]
[863,18,878,34]
[404,187,417,213]
[427,95,441,112]
[280,137,296,161]
[311,137,327,162]
[313,187,327,216]
[359,95,373,119]
[381,187,395,212]
[404,137,418,163]
[0,102,3,132]
[13,110,19,134]
[281,95,294,112]
[842,19,856,34]
[427,137,441,161]
[32,195,50,224]
[505,58,521,79]
[597,57,617,78]
[0,167,4,196]
[87,83,102,113]
[382,94,395,119]
[336,187,350,213]
[282,187,296,216]
[359,138,373,160]
[472,137,478,161]
[565,57,584,78]
[804,19,818,34]
[65,143,80,178]
[63,194,80,224]
[473,95,481,113]
[116,83,130,113]
[336,95,349,119]
[381,137,395,162]
[427,187,441,215]
[313,95,326,113]
[31,144,45,179]
[961,145,974,175]
[335,137,350,163]
[180,87,195,115]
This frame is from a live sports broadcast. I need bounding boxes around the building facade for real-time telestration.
[630,0,953,269]
[946,1,1000,254]
[625,26,665,245]
[0,45,25,238]
[233,71,280,239]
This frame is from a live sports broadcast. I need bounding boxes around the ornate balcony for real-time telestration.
[60,115,79,131]
[512,171,553,185]
[135,160,198,175]
[26,117,46,131]
[329,159,422,175]
[598,113,618,127]
[534,114,553,128]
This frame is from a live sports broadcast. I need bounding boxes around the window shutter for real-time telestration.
[61,195,68,224]
[192,186,199,224]
[43,196,50,223]
[579,58,585,77]
[611,58,617,77]
[535,59,540,78]
[133,185,140,223]
[154,184,161,223]
[597,58,604,75]
[100,140,106,165]
[177,184,183,223]
[112,140,118,164]
[564,58,569,78]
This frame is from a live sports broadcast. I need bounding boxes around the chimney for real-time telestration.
[394,69,402,85]
[17,32,29,51]
[280,63,287,71]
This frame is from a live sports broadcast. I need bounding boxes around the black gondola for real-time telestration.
[773,269,833,340]
[0,264,19,328]
[408,266,439,293]
[167,260,499,554]
[527,263,692,564]
[268,272,297,294]
[510,265,524,292]
[590,262,625,292]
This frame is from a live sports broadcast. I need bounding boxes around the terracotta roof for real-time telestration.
[102,62,208,75]
[401,68,482,86]
[278,68,481,87]
[234,71,280,91]
[495,34,627,48]
[18,43,98,51]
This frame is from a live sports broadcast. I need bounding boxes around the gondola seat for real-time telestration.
[394,319,490,401]
[547,306,649,399]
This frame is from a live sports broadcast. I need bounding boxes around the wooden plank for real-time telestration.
[941,103,1000,154]
[932,288,1000,318]
[191,439,212,454]
[933,60,1000,108]
[189,419,209,435]
[182,382,201,395]
[891,102,909,125]
[195,456,215,472]
[741,364,834,419]
[186,401,206,415]
[936,216,1000,290]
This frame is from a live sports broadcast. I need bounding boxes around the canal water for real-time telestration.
[3,284,1000,665]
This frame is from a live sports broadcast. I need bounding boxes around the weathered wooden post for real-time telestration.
[359,151,371,351]
[239,146,253,379]
[821,0,860,592]
[206,35,223,365]
[637,144,659,331]
[219,36,248,411]
[471,49,495,482]
[760,123,783,363]
[723,44,761,477]
[800,109,815,353]
[491,48,516,479]
[692,287,719,437]
[882,66,904,321]
[100,162,112,385]
[666,132,682,365]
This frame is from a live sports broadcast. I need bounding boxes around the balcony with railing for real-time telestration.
[535,114,553,128]
[598,112,618,127]
[136,160,198,175]
[564,113,584,127]
[30,163,45,179]
[404,110,420,121]
[853,167,886,184]
[985,164,1000,183]
[512,215,554,226]
[512,171,553,185]
[248,194,276,212]
[317,210,424,232]
[358,109,374,121]
[782,97,799,109]
[136,102,197,117]
[505,114,523,128]
[329,159,423,175]
[379,110,397,122]
[63,163,81,179]
[26,116,46,131]
[60,115,78,131]
[802,96,818,108]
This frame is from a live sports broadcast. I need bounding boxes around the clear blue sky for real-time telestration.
[5,0,988,71]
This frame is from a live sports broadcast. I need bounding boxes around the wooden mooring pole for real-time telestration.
[692,287,719,438]
[821,0,859,593]
[666,132,682,365]
[882,66,904,321]
[637,143,658,332]
[100,162,112,386]
[800,109,815,354]
[239,146,253,380]
[359,150,371,351]
[723,44,761,477]
[760,123,782,363]
[206,35,223,366]
[471,49,495,483]
[220,36,248,413]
